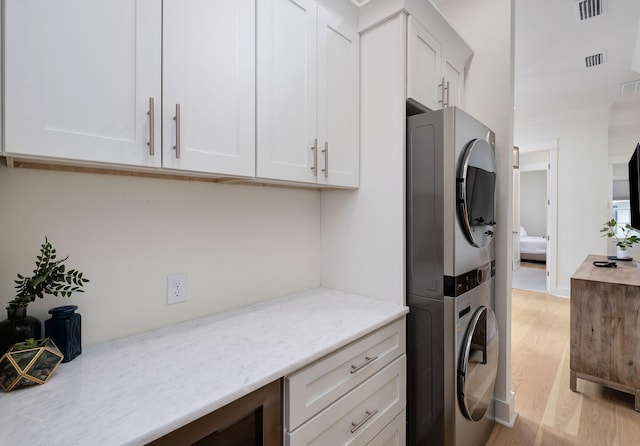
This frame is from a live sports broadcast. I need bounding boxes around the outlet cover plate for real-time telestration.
[167,273,187,305]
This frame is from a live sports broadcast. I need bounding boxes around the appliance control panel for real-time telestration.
[444,260,495,297]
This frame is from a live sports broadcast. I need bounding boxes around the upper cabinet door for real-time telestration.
[442,49,464,109]
[317,6,360,188]
[257,0,318,184]
[162,0,255,177]
[407,17,442,111]
[4,0,162,167]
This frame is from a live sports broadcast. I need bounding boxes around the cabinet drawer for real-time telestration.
[286,355,406,446]
[367,410,406,446]
[285,318,406,430]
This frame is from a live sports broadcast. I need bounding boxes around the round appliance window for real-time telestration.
[457,138,497,247]
[457,305,499,422]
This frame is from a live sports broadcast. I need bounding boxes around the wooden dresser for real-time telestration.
[570,255,640,411]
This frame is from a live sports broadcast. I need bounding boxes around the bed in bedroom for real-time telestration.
[520,227,547,262]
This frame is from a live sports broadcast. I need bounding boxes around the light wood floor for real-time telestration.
[486,289,640,446]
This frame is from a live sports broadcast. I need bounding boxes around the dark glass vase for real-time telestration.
[0,307,42,356]
[45,305,81,363]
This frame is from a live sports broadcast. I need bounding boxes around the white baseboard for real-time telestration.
[551,286,570,298]
[493,391,518,427]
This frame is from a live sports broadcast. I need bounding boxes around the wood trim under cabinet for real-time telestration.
[2,156,352,191]
[147,379,282,446]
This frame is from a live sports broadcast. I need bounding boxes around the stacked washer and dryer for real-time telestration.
[406,107,500,446]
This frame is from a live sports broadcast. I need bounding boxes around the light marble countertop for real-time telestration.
[0,287,408,446]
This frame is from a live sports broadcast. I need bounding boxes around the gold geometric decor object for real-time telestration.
[0,338,63,392]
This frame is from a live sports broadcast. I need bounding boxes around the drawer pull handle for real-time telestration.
[350,409,378,433]
[350,355,378,374]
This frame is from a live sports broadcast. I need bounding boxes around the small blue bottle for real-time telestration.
[45,305,81,363]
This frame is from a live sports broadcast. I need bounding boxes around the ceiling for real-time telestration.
[514,0,640,124]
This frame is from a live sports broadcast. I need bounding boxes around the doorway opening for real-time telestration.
[512,142,558,295]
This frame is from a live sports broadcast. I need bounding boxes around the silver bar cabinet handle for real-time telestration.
[438,77,446,106]
[350,409,379,433]
[350,355,378,374]
[321,141,328,178]
[147,97,155,156]
[310,138,318,176]
[173,103,181,159]
[445,80,450,107]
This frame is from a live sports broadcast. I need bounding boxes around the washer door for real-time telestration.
[457,139,497,247]
[457,306,499,421]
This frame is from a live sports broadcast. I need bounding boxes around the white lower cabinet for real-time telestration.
[367,410,406,446]
[284,318,406,446]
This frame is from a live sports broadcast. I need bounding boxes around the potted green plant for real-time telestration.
[600,219,640,259]
[0,238,89,356]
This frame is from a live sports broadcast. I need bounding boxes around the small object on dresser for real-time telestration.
[45,305,82,363]
[593,261,617,268]
[600,219,640,259]
[0,338,63,392]
[607,255,633,261]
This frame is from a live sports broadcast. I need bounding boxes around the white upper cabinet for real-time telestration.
[442,48,465,108]
[257,0,359,187]
[4,0,255,178]
[162,0,255,176]
[4,0,162,167]
[407,18,442,111]
[317,6,360,188]
[256,0,318,184]
[407,15,467,110]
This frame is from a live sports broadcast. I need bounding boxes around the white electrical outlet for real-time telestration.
[167,273,188,304]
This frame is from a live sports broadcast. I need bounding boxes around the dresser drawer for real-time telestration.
[285,318,405,430]
[286,355,406,446]
[366,410,406,446]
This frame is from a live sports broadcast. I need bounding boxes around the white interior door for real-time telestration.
[4,0,162,167]
[512,169,521,270]
[162,0,255,176]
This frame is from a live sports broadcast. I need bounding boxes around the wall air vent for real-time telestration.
[575,0,607,21]
[620,80,640,96]
[585,52,606,68]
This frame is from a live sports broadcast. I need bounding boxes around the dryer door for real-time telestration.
[457,138,497,247]
[457,306,499,421]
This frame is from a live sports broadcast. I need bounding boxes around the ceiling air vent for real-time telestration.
[585,52,606,68]
[575,0,607,21]
[620,80,640,96]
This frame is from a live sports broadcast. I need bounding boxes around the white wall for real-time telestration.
[321,14,406,304]
[435,0,516,426]
[609,103,640,163]
[520,170,546,236]
[515,107,610,292]
[0,165,321,345]
[519,150,547,171]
